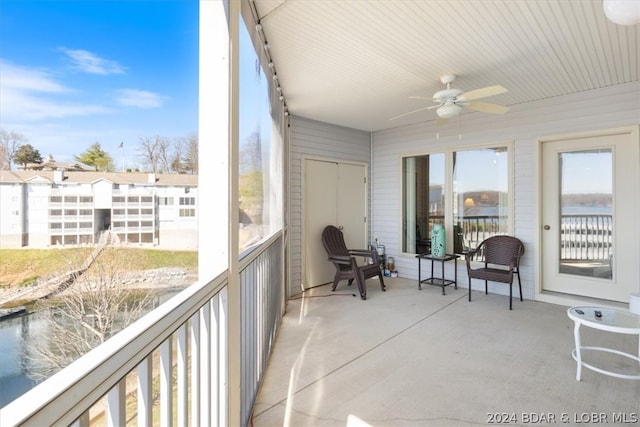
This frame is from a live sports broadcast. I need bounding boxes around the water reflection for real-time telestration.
[0,289,180,408]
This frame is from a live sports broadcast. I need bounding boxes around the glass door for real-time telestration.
[541,129,639,302]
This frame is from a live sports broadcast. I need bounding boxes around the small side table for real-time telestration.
[416,253,459,295]
[567,306,640,381]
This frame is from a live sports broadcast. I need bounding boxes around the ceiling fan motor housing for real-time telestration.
[432,87,464,102]
[437,103,463,118]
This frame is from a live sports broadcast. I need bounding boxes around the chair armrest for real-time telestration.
[328,255,352,265]
[348,249,377,262]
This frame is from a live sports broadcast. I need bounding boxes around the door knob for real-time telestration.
[543,225,550,230]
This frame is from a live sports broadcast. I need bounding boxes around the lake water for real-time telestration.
[0,289,181,408]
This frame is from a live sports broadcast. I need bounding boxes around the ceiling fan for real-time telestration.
[390,74,509,123]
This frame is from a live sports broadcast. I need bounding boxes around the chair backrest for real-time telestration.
[321,225,349,257]
[482,235,524,267]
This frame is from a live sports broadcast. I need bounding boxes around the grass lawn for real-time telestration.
[0,248,198,288]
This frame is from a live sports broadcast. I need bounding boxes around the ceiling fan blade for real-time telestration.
[459,85,507,101]
[389,105,432,121]
[467,101,509,114]
[408,95,432,100]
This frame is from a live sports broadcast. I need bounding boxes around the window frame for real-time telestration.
[400,140,515,256]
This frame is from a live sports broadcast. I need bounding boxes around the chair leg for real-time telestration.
[355,270,367,300]
[332,274,340,291]
[509,282,513,310]
[468,278,472,301]
[379,273,386,291]
[517,271,523,302]
[347,278,354,287]
[485,280,488,295]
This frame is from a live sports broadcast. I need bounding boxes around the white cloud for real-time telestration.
[0,60,111,121]
[115,89,167,108]
[1,61,68,93]
[59,47,126,75]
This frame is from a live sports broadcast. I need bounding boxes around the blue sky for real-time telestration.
[0,1,198,169]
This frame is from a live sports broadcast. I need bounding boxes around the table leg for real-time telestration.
[573,321,582,381]
[418,257,422,290]
[454,257,458,290]
[440,260,445,295]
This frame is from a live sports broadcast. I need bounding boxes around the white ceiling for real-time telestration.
[252,0,639,132]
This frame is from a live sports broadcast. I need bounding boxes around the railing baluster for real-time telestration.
[177,324,188,427]
[106,378,126,427]
[190,314,201,426]
[137,354,153,427]
[160,336,173,427]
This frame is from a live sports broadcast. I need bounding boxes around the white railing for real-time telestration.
[0,232,285,426]
[239,233,284,425]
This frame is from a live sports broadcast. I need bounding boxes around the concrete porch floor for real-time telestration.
[251,277,640,426]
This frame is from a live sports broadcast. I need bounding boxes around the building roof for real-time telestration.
[0,170,198,186]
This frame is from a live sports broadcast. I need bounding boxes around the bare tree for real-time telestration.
[184,133,198,174]
[0,128,28,170]
[138,136,161,173]
[23,249,154,381]
[170,136,187,174]
[156,136,172,173]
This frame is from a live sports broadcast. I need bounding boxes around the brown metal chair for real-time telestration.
[321,225,385,300]
[464,235,524,310]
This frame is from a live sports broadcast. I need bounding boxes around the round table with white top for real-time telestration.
[567,306,640,381]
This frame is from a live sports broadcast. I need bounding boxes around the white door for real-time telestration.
[304,159,367,288]
[541,128,639,302]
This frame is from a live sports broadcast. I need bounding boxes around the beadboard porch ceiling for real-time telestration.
[252,0,639,132]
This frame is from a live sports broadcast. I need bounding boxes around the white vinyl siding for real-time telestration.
[371,81,640,301]
[288,116,371,297]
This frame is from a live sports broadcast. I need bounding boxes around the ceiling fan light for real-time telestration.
[603,0,640,25]
[437,104,463,119]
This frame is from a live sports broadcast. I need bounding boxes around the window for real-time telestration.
[127,196,139,203]
[238,19,284,254]
[50,196,62,203]
[179,208,196,217]
[141,196,152,204]
[80,196,93,203]
[402,154,445,254]
[402,144,512,255]
[113,196,125,203]
[453,147,510,252]
[179,197,195,206]
[64,196,77,203]
[159,197,174,205]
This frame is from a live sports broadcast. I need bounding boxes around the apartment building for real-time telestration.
[0,170,197,249]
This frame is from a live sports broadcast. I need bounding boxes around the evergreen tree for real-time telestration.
[13,144,43,169]
[75,142,115,171]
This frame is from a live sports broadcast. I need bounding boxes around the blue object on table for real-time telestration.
[431,224,446,257]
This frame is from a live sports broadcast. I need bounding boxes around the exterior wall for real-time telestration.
[288,116,371,296]
[0,175,198,250]
[26,183,51,247]
[0,183,25,247]
[370,82,640,301]
[156,186,198,250]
